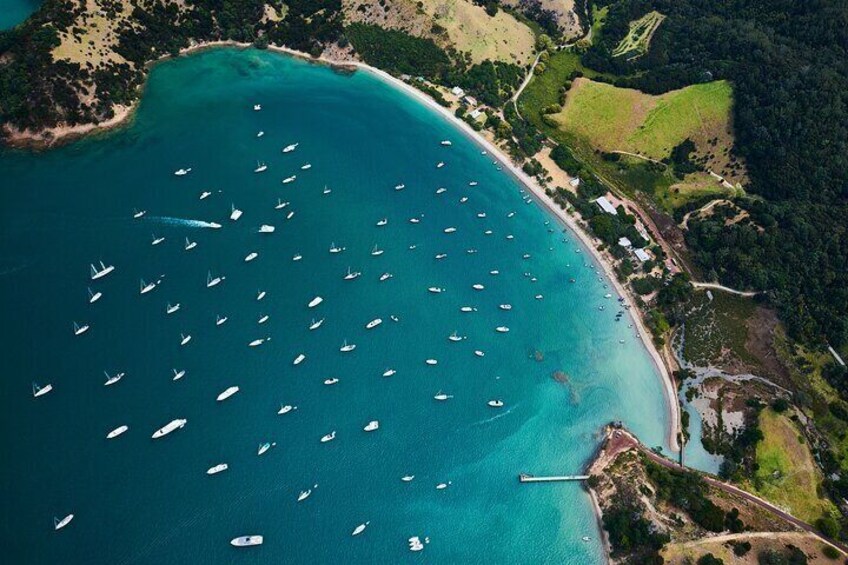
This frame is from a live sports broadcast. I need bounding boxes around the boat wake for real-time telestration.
[146,216,219,229]
[469,405,516,427]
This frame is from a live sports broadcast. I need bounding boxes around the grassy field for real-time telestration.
[418,0,536,65]
[746,409,836,524]
[682,292,758,369]
[517,50,600,121]
[612,10,665,58]
[589,4,608,45]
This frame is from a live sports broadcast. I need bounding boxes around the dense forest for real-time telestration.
[582,0,848,348]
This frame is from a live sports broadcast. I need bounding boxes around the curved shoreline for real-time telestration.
[3,40,681,451]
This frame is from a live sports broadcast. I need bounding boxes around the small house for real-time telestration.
[595,196,618,215]
[617,237,632,249]
[634,248,651,262]
[569,177,581,188]
[450,86,466,97]
[464,95,478,107]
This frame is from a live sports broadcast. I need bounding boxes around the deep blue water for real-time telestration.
[0,48,671,564]
[0,0,40,29]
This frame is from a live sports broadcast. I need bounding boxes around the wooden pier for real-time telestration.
[518,473,590,483]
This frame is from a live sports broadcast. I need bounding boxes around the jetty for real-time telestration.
[518,473,589,483]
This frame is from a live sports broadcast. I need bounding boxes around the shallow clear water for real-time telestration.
[0,48,671,564]
[0,0,40,29]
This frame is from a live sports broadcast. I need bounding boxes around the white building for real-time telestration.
[469,109,483,119]
[464,95,478,107]
[618,237,632,248]
[595,196,618,215]
[634,248,651,262]
[569,177,581,188]
[450,86,465,97]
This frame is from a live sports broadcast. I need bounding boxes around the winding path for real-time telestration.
[691,281,759,297]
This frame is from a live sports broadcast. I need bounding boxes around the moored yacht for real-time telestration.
[376,218,388,226]
[206,271,224,288]
[139,279,156,295]
[320,431,336,443]
[73,321,89,336]
[352,522,369,536]
[54,514,74,531]
[254,161,268,173]
[278,404,296,415]
[200,191,212,199]
[180,333,192,346]
[339,340,356,353]
[107,425,128,439]
[151,234,165,246]
[297,485,317,501]
[172,369,186,381]
[104,371,124,386]
[434,391,452,401]
[259,224,275,233]
[382,368,396,377]
[282,142,299,153]
[499,304,512,311]
[258,442,274,455]
[440,140,452,146]
[309,318,324,330]
[244,252,259,262]
[379,272,392,281]
[308,296,323,308]
[444,227,457,233]
[90,261,115,280]
[344,267,361,280]
[293,353,306,365]
[216,315,228,326]
[231,535,263,547]
[257,290,266,300]
[152,418,187,439]
[495,326,510,333]
[230,205,243,221]
[488,400,504,408]
[216,386,240,402]
[363,420,379,432]
[207,463,228,475]
[88,288,102,304]
[174,167,192,176]
[275,199,289,209]
[257,314,269,324]
[185,237,197,251]
[324,377,339,385]
[282,175,297,184]
[401,475,415,482]
[166,302,180,314]
[132,208,146,219]
[32,382,53,398]
[365,318,382,329]
[329,242,345,253]
[448,332,463,342]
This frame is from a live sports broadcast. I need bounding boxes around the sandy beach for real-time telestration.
[3,39,680,451]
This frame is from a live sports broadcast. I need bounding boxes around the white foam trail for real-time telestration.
[146,216,218,229]
[470,405,516,427]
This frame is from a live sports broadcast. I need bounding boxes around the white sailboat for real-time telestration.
[254,161,268,173]
[172,369,186,381]
[230,205,243,221]
[275,199,289,210]
[379,272,393,281]
[88,288,102,304]
[257,290,266,300]
[339,340,356,353]
[206,271,224,288]
[309,318,324,330]
[140,279,156,294]
[401,475,415,482]
[352,522,369,536]
[344,267,360,280]
[90,261,115,280]
[324,378,339,385]
[257,314,269,324]
[103,371,124,386]
[180,333,192,346]
[151,234,165,246]
[448,332,463,342]
[382,368,396,377]
[434,391,452,401]
[297,485,316,501]
[370,245,384,256]
[185,237,197,251]
[428,287,444,294]
[282,142,299,153]
[282,175,297,184]
[257,442,274,455]
[365,318,382,329]
[216,315,228,326]
[248,338,266,347]
[495,326,510,333]
[166,302,180,314]
[200,191,212,200]
[328,242,344,253]
[54,514,74,531]
[32,382,53,398]
[73,321,89,336]
[278,404,296,415]
[132,208,146,219]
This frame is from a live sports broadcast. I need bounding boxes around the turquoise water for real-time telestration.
[0,48,671,564]
[0,0,40,29]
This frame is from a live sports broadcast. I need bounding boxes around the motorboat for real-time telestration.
[282,142,299,153]
[428,287,444,294]
[472,284,485,290]
[230,205,243,221]
[320,431,336,443]
[363,420,379,432]
[152,418,187,439]
[107,425,128,439]
[217,386,239,402]
[200,191,211,199]
[460,306,476,313]
[408,537,424,552]
[379,272,392,281]
[293,353,306,365]
[495,326,510,333]
[32,382,53,398]
[499,304,512,311]
[282,175,297,184]
[401,475,415,482]
[324,378,339,385]
[231,536,263,547]
[90,261,115,280]
[425,359,438,366]
[207,463,228,475]
[259,225,275,233]
[286,211,295,220]
[459,197,468,203]
[469,181,478,186]
[257,290,266,300]
[435,187,446,194]
[434,392,452,401]
[435,253,447,260]
[248,338,266,347]
[244,252,258,262]
[394,183,405,191]
[253,104,262,111]
[443,227,457,233]
[352,522,369,536]
[440,140,452,146]
[174,167,192,176]
[278,405,296,415]
[132,208,146,219]
[436,161,444,168]
[257,314,269,324]
[382,368,396,377]
[298,486,317,501]
[256,131,264,138]
[376,218,388,226]
[292,253,302,261]
[308,296,323,308]
[436,482,450,490]
[409,217,420,224]
[448,332,463,342]
[365,318,382,329]
[474,350,485,357]
[487,400,504,408]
